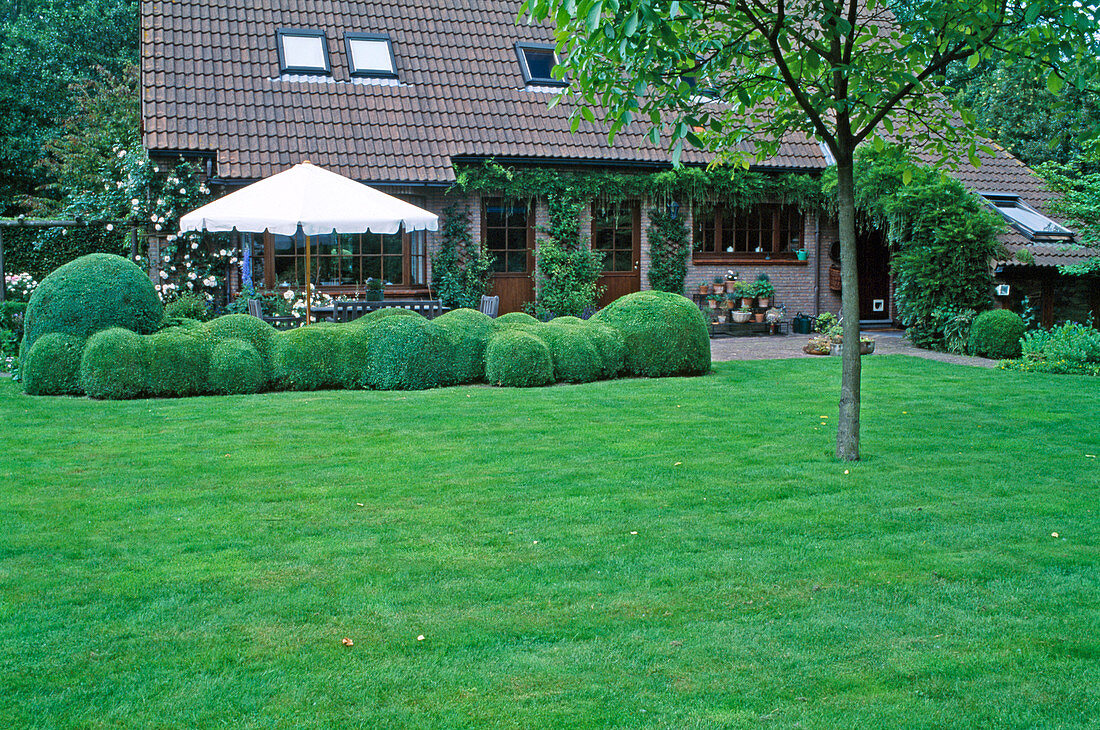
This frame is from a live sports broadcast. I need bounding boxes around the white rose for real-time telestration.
[106,224,114,231]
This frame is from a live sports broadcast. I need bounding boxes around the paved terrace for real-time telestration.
[710,330,999,368]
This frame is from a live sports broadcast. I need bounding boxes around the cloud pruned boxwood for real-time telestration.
[22,253,163,353]
[365,315,448,390]
[22,333,84,396]
[485,329,554,387]
[145,328,211,398]
[202,314,277,384]
[209,339,265,395]
[80,327,149,400]
[433,308,496,385]
[593,291,710,377]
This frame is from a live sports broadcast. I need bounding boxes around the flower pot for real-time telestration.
[708,300,718,309]
[712,285,725,295]
[753,312,765,323]
[757,297,771,308]
[731,310,752,324]
[698,284,709,295]
[741,297,754,308]
[724,280,737,293]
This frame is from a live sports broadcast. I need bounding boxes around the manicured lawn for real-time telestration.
[1,355,1097,728]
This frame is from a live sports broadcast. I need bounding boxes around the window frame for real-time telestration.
[258,228,425,290]
[276,28,332,76]
[590,200,641,273]
[515,42,568,87]
[980,192,1074,243]
[692,203,806,263]
[481,197,535,276]
[344,32,399,79]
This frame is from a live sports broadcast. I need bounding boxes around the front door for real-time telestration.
[857,227,891,321]
[483,198,535,314]
[592,201,641,307]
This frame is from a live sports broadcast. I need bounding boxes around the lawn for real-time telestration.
[1,355,1097,728]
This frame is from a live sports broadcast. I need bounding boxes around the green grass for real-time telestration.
[1,355,1097,728]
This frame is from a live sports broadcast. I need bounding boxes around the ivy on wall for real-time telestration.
[430,204,494,309]
[646,206,690,294]
[530,191,604,318]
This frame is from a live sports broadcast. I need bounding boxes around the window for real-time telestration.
[516,43,567,87]
[256,228,426,289]
[980,193,1073,242]
[277,29,331,75]
[693,203,804,260]
[591,201,638,272]
[483,198,532,273]
[345,33,397,78]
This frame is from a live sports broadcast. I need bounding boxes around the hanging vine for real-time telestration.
[646,206,690,294]
[430,204,494,309]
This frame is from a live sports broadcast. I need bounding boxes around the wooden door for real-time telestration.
[856,227,891,321]
[483,198,535,314]
[592,201,641,307]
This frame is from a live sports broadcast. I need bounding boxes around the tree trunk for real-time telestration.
[835,151,861,461]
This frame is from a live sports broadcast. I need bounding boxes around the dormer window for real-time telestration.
[980,193,1074,243]
[277,29,331,75]
[516,43,567,87]
[345,33,397,78]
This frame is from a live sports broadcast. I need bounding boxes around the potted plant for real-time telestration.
[697,282,710,296]
[731,306,753,324]
[724,270,739,293]
[364,277,384,301]
[803,335,831,355]
[736,281,755,308]
[765,306,784,324]
[753,275,775,308]
[712,276,725,295]
[706,294,721,309]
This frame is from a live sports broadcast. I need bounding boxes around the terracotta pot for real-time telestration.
[741,297,754,308]
[712,284,724,294]
[698,284,709,295]
[724,280,737,293]
[757,297,771,308]
[708,300,718,309]
[753,312,766,323]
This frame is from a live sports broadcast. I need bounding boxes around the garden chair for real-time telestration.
[246,298,302,330]
[479,295,499,318]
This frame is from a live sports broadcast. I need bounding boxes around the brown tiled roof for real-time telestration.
[141,0,826,183]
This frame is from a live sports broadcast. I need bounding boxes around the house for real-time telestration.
[140,0,1098,324]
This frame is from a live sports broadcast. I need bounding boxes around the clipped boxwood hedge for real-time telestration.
[22,333,85,396]
[22,253,163,353]
[145,328,211,398]
[485,329,554,387]
[593,291,710,377]
[80,327,149,400]
[433,308,496,385]
[273,323,343,391]
[209,338,265,395]
[969,309,1026,359]
[542,319,604,383]
[495,311,541,327]
[202,314,277,383]
[365,315,447,390]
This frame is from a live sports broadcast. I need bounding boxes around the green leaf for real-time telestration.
[1046,72,1064,94]
[585,1,603,33]
[902,168,913,185]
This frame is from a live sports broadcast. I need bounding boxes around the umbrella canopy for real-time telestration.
[178,161,438,236]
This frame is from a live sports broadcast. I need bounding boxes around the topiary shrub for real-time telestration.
[202,314,277,384]
[593,291,710,377]
[365,315,447,390]
[22,253,163,353]
[546,316,626,380]
[495,312,541,327]
[80,327,149,399]
[969,309,1026,359]
[485,329,554,387]
[360,307,422,323]
[145,327,211,398]
[22,333,84,395]
[209,339,265,395]
[542,319,604,383]
[163,291,211,322]
[432,308,495,385]
[273,324,343,391]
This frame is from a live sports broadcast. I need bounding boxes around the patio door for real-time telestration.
[483,198,535,314]
[857,227,891,322]
[592,201,641,307]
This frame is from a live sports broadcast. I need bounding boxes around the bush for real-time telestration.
[273,324,342,391]
[360,307,422,323]
[163,291,211,321]
[145,328,211,397]
[1020,322,1100,364]
[22,253,163,352]
[593,291,710,377]
[80,327,149,399]
[365,315,447,390]
[202,314,277,382]
[0,302,27,336]
[969,309,1026,359]
[22,333,84,395]
[431,204,494,309]
[432,308,495,385]
[542,318,606,383]
[647,207,689,294]
[495,312,541,327]
[485,329,554,387]
[209,339,265,394]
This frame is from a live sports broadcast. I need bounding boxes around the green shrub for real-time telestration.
[22,253,163,352]
[581,320,626,379]
[365,316,447,390]
[543,318,604,383]
[202,314,277,382]
[1020,322,1100,364]
[495,312,541,327]
[209,339,265,394]
[359,307,422,324]
[432,308,495,385]
[22,333,84,395]
[593,291,710,377]
[530,237,605,319]
[0,302,27,336]
[646,207,689,294]
[80,327,149,399]
[331,323,376,390]
[485,329,554,387]
[163,291,211,321]
[145,327,211,398]
[431,204,494,309]
[273,324,342,391]
[969,309,1026,359]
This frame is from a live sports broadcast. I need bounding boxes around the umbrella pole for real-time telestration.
[305,233,311,326]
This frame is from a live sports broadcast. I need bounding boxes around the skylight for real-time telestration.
[345,33,397,78]
[277,29,331,75]
[980,193,1074,242]
[516,43,566,87]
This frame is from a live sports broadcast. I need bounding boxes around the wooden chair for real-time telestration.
[246,298,301,330]
[479,295,500,318]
